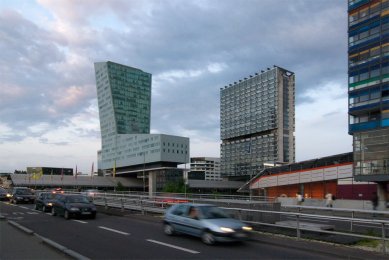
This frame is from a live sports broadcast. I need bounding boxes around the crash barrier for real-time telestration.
[36,190,389,254]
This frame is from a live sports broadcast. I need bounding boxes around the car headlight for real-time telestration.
[220,227,235,233]
[47,203,53,206]
[69,207,80,211]
[242,226,252,231]
[6,194,11,198]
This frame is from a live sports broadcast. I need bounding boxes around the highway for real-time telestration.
[0,201,386,260]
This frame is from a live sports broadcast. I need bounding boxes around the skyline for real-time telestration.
[0,0,352,173]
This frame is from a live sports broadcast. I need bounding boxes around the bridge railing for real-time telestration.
[88,192,389,254]
[39,190,388,254]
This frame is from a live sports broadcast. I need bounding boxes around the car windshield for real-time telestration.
[199,206,230,219]
[67,196,90,203]
[15,189,33,195]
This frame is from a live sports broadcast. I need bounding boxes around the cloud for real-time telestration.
[0,1,349,173]
[296,82,352,161]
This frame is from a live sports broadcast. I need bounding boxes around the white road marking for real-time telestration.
[73,220,88,224]
[26,212,38,215]
[98,226,130,235]
[19,206,29,210]
[147,239,200,254]
[12,212,24,215]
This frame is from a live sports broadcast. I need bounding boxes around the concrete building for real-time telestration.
[348,0,389,201]
[94,61,189,193]
[246,152,377,201]
[190,157,221,181]
[220,66,295,180]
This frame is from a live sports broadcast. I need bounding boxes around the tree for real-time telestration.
[162,180,186,193]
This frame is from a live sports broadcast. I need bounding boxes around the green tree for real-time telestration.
[116,181,127,191]
[162,180,186,193]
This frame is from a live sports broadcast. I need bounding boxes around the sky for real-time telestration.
[0,0,352,174]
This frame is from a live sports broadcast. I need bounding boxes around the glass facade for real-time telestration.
[95,61,189,172]
[220,66,295,178]
[95,61,151,137]
[348,0,389,181]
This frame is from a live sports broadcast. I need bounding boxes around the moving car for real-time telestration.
[51,194,97,219]
[35,192,57,212]
[81,189,99,201]
[10,187,35,204]
[0,187,11,201]
[163,203,252,245]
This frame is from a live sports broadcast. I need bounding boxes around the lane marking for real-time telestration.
[19,206,29,210]
[147,239,200,254]
[73,220,88,224]
[26,212,38,215]
[98,226,130,235]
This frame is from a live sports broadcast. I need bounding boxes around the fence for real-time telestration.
[50,190,389,254]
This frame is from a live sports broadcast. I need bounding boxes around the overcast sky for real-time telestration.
[0,0,352,174]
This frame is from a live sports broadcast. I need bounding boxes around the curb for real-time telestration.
[250,230,387,260]
[6,219,90,260]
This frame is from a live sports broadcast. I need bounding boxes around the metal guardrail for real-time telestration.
[35,190,389,254]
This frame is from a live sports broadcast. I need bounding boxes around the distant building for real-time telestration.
[220,66,295,180]
[247,152,377,200]
[26,167,73,176]
[348,1,389,200]
[94,61,189,193]
[190,157,221,181]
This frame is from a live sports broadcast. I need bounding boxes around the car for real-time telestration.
[0,187,11,201]
[10,187,35,204]
[51,194,97,220]
[81,189,99,201]
[35,192,57,212]
[163,203,252,245]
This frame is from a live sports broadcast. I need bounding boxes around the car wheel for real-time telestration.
[51,208,56,216]
[34,204,39,210]
[90,213,96,219]
[42,206,46,212]
[201,231,215,245]
[163,223,175,236]
[64,210,70,220]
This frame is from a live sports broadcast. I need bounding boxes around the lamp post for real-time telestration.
[143,152,146,194]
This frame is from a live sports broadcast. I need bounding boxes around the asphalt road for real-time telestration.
[0,201,386,260]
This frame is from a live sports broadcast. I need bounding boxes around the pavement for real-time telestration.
[0,215,76,260]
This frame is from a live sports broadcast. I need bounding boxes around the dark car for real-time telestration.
[163,203,252,245]
[51,194,97,220]
[0,187,11,201]
[10,187,35,204]
[35,192,57,212]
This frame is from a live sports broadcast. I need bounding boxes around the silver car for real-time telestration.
[163,203,252,245]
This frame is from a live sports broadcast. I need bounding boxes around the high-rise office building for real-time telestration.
[94,61,189,192]
[220,66,295,180]
[348,1,389,190]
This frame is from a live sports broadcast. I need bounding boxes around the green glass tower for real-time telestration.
[95,61,152,136]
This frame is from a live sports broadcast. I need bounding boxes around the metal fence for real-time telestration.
[56,191,389,254]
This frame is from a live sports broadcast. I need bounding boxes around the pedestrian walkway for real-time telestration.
[0,217,71,260]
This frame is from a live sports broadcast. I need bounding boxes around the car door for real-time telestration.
[182,206,203,237]
[55,195,66,216]
[168,204,189,233]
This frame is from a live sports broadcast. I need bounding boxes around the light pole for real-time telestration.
[143,152,146,194]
